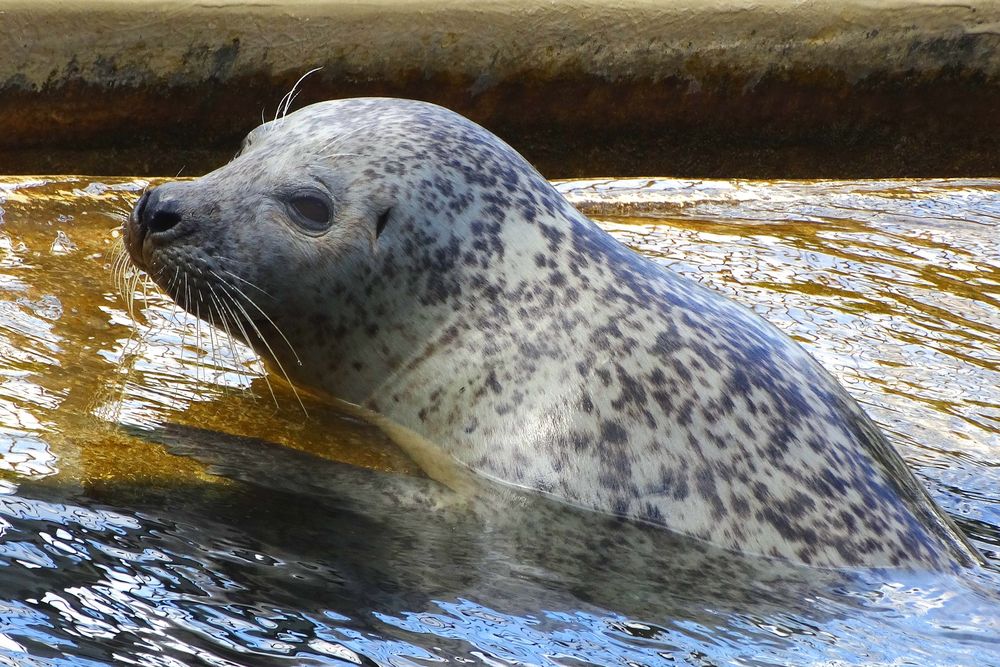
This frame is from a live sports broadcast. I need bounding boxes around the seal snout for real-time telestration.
[125,186,185,267]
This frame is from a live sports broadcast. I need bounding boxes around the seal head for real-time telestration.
[124,98,979,569]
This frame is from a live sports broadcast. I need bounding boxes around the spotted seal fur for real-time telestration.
[122,98,980,569]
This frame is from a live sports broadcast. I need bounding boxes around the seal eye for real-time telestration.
[287,193,332,233]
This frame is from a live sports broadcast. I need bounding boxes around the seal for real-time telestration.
[121,98,980,569]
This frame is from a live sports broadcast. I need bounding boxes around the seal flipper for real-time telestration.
[120,422,494,614]
[123,423,463,514]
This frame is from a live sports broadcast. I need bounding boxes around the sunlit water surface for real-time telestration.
[0,177,995,666]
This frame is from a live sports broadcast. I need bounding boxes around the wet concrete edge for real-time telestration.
[2,0,999,178]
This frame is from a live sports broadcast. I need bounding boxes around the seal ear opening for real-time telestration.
[375,208,392,239]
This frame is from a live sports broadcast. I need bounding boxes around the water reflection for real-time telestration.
[0,177,994,665]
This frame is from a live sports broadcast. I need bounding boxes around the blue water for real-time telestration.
[0,177,996,666]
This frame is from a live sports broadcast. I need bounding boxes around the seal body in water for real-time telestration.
[122,98,979,569]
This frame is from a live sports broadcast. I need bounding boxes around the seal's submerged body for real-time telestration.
[123,98,979,569]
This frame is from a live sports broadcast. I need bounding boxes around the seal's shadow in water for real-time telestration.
[128,422,861,625]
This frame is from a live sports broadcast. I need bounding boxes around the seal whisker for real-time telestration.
[314,123,371,157]
[209,282,281,408]
[184,273,205,384]
[167,267,188,369]
[110,241,132,311]
[110,244,124,287]
[319,152,361,160]
[128,261,151,319]
[108,201,139,223]
[202,290,225,381]
[125,270,139,319]
[213,278,308,415]
[120,273,130,310]
[138,275,152,317]
[127,271,141,315]
[208,294,241,384]
[196,286,214,386]
[216,268,273,299]
[207,283,256,391]
[126,267,141,319]
[211,271,303,367]
[107,234,123,267]
[138,270,154,314]
[108,237,134,316]
[191,285,202,383]
[274,67,323,127]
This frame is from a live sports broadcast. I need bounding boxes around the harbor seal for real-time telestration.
[121,98,980,569]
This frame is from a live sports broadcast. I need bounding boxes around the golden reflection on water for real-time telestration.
[0,177,995,521]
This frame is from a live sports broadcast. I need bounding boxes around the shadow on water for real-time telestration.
[7,423,995,667]
[0,178,995,665]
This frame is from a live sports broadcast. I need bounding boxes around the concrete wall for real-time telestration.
[2,0,999,178]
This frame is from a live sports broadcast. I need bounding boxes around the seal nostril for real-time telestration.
[138,187,184,237]
[148,208,183,235]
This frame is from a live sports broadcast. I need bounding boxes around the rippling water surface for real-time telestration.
[0,177,996,666]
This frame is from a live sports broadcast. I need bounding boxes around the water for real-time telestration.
[0,176,996,666]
